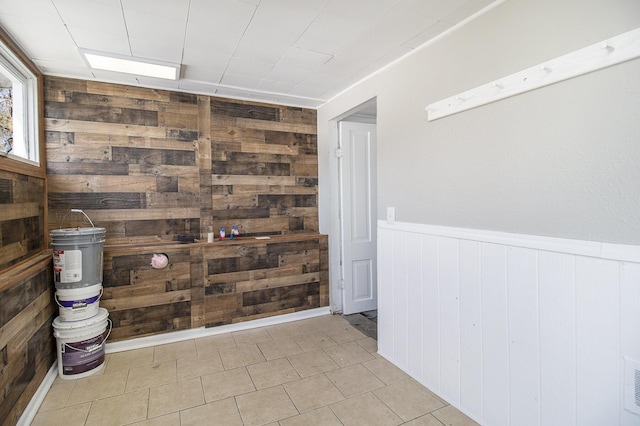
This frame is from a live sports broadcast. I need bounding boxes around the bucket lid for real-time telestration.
[50,227,106,237]
[53,307,109,329]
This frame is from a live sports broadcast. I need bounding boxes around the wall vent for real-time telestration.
[624,357,640,415]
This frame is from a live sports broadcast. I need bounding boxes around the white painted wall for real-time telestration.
[318,0,640,245]
[316,0,640,422]
[377,222,640,426]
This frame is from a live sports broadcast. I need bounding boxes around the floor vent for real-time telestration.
[624,357,640,415]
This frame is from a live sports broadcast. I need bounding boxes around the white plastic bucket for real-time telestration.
[55,284,103,322]
[53,308,111,379]
[51,227,106,289]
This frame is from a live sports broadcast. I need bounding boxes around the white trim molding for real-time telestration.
[379,220,640,262]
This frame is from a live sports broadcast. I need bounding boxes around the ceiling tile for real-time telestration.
[396,0,469,20]
[226,57,274,78]
[122,0,190,21]
[233,37,289,64]
[277,47,332,71]
[402,20,453,49]
[441,0,496,24]
[296,0,395,55]
[219,72,261,89]
[256,79,296,94]
[181,65,224,83]
[0,13,78,62]
[188,0,256,35]
[52,0,127,36]
[243,6,314,45]
[290,84,326,99]
[67,26,131,56]
[129,36,184,63]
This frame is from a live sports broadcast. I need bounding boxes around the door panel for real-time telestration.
[340,121,377,315]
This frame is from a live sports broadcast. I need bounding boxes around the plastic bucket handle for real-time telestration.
[61,319,112,353]
[58,208,95,229]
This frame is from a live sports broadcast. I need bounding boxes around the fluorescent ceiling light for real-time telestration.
[80,50,180,80]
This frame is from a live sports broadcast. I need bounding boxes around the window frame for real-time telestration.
[0,37,39,166]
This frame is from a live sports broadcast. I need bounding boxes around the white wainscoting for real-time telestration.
[377,221,640,426]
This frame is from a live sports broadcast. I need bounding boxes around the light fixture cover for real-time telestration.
[80,49,180,80]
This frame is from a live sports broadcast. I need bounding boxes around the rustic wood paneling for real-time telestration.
[0,170,46,269]
[101,234,328,340]
[44,77,327,344]
[45,76,318,243]
[0,255,55,426]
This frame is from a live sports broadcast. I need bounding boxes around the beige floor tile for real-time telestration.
[324,341,375,367]
[66,368,128,405]
[330,392,402,426]
[283,373,344,413]
[177,351,224,380]
[287,349,340,378]
[180,397,243,426]
[363,357,410,384]
[194,332,237,354]
[201,367,255,402]
[247,357,300,389]
[104,347,154,373]
[219,343,266,369]
[325,324,368,344]
[148,376,205,418]
[292,331,338,352]
[232,327,274,345]
[265,322,305,340]
[236,385,298,426]
[129,412,180,426]
[153,339,197,362]
[295,316,328,331]
[85,388,149,425]
[355,336,378,353]
[126,361,177,392]
[279,406,343,426]
[374,378,445,422]
[431,404,480,426]
[31,402,91,426]
[325,364,385,397]
[404,413,449,426]
[37,378,75,412]
[258,337,304,360]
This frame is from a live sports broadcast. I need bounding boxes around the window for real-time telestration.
[0,38,39,165]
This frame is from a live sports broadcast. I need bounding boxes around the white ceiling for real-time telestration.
[0,0,495,108]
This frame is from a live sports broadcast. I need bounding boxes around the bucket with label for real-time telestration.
[53,308,111,379]
[55,283,103,322]
[51,210,105,289]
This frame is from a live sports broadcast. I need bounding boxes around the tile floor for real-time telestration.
[33,314,478,426]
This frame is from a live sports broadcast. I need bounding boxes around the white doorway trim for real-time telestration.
[327,98,377,314]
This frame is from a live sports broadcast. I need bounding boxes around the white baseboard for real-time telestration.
[106,306,331,353]
[17,363,57,426]
[19,306,331,423]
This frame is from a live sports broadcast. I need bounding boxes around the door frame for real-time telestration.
[327,98,377,314]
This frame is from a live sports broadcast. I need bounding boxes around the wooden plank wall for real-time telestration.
[0,255,55,426]
[0,170,54,426]
[0,170,46,269]
[44,76,326,342]
[101,234,328,341]
[44,76,318,242]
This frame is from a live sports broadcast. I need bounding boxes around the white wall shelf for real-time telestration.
[426,27,640,121]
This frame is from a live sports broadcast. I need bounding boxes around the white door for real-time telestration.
[339,121,377,315]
